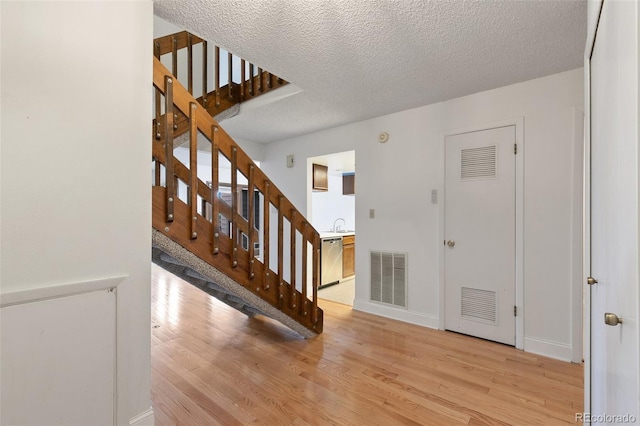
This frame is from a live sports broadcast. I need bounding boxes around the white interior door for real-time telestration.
[589,0,639,422]
[444,126,516,346]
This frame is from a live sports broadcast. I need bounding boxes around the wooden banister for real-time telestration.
[152,56,322,334]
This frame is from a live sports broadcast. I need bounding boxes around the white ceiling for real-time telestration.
[154,0,587,144]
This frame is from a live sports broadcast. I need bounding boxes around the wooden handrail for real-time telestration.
[152,57,322,333]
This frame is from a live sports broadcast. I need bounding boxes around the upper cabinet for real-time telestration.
[312,163,328,191]
[342,172,355,195]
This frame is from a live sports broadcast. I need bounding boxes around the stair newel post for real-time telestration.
[231,147,238,268]
[202,41,208,108]
[189,102,198,239]
[277,195,284,308]
[211,125,220,254]
[215,46,220,107]
[187,33,193,95]
[228,52,233,101]
[249,64,255,96]
[164,76,175,223]
[248,164,255,279]
[262,181,271,291]
[312,236,320,325]
[290,210,297,310]
[301,222,308,316]
[240,59,246,101]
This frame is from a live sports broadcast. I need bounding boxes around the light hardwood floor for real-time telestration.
[151,264,583,425]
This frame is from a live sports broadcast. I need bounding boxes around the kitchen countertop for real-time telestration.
[319,231,355,239]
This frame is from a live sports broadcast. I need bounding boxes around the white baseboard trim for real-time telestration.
[353,300,439,329]
[129,407,155,426]
[0,275,128,308]
[524,336,573,362]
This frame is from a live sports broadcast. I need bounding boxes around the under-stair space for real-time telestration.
[151,31,323,336]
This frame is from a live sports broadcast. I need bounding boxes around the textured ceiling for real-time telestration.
[154,0,586,144]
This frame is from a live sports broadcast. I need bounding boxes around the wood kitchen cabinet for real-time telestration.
[342,173,355,195]
[312,163,328,191]
[342,235,355,278]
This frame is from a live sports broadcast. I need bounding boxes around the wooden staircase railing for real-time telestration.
[153,31,288,145]
[152,57,323,334]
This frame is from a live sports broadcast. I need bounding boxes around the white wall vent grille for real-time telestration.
[461,145,497,180]
[370,251,407,308]
[461,287,497,323]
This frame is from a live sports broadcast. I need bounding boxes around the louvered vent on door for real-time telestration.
[461,287,497,323]
[370,251,407,308]
[461,145,497,180]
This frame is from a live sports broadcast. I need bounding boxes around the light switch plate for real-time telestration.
[286,154,294,168]
[369,208,375,219]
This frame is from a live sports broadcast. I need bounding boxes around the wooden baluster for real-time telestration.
[154,41,161,60]
[164,76,175,223]
[263,181,270,290]
[248,165,255,279]
[312,241,319,325]
[258,67,263,92]
[301,222,308,316]
[170,36,179,131]
[155,88,162,140]
[230,147,238,267]
[215,46,220,107]
[277,195,284,307]
[290,210,297,309]
[228,52,233,100]
[240,59,246,101]
[154,42,162,140]
[154,161,161,186]
[187,33,193,94]
[202,41,208,108]
[211,125,220,254]
[249,64,255,96]
[171,35,178,77]
[189,102,198,239]
[267,72,272,89]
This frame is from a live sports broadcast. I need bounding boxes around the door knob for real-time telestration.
[587,276,598,285]
[447,240,455,248]
[604,312,623,326]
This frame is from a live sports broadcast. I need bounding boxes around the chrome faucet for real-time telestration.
[332,218,346,232]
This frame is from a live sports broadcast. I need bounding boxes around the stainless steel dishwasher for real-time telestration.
[320,237,343,288]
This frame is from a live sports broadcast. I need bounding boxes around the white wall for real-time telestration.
[311,172,355,232]
[260,68,584,361]
[1,1,153,425]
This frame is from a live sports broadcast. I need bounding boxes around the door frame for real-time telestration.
[438,117,524,350]
[583,0,604,417]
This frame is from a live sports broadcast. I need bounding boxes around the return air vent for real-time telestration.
[461,145,497,180]
[370,251,407,308]
[461,287,497,323]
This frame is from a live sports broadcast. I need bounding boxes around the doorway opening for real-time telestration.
[307,150,356,307]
